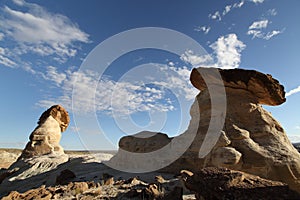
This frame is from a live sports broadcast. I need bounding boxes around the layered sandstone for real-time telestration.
[20,105,70,158]
[116,68,300,193]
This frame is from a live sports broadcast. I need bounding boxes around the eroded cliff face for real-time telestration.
[116,68,300,193]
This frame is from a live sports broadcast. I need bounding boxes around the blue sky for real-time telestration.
[0,0,300,150]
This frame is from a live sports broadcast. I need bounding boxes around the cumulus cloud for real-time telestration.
[37,65,197,116]
[180,34,246,69]
[1,0,89,62]
[209,34,246,69]
[286,86,300,97]
[195,26,211,34]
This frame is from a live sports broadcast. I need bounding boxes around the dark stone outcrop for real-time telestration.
[181,167,300,200]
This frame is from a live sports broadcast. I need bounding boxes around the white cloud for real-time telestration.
[22,65,36,74]
[180,34,246,69]
[37,65,197,116]
[267,8,277,16]
[248,29,284,40]
[233,1,245,8]
[247,29,263,39]
[209,11,221,21]
[42,66,67,86]
[286,86,300,97]
[1,1,89,62]
[288,135,300,143]
[180,50,214,67]
[210,34,246,69]
[223,5,232,16]
[12,0,25,6]
[250,0,264,3]
[209,1,244,21]
[249,20,268,29]
[264,30,282,40]
[195,26,211,34]
[247,20,283,40]
[0,47,17,67]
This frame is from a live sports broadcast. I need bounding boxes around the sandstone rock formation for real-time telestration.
[190,68,286,106]
[115,68,300,193]
[20,105,70,158]
[119,131,172,153]
[181,167,300,200]
[0,150,20,169]
[0,105,71,197]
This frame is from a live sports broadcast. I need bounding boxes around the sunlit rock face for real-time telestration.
[116,68,300,193]
[20,105,70,159]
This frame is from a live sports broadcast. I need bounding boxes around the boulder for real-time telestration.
[55,169,76,185]
[181,167,300,200]
[119,131,172,153]
[20,105,70,159]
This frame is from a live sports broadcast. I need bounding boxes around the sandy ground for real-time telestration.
[0,149,117,169]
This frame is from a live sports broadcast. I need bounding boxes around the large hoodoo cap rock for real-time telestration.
[190,68,286,106]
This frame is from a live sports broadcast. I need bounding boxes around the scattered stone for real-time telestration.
[68,182,89,194]
[136,183,163,200]
[2,187,52,200]
[181,167,300,200]
[56,169,76,185]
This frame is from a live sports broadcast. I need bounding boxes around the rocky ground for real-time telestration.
[0,151,196,200]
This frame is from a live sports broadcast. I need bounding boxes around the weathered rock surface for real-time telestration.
[0,150,20,169]
[0,105,71,197]
[181,167,300,200]
[1,170,188,200]
[20,105,70,159]
[115,68,300,193]
[119,131,172,153]
[190,68,286,106]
